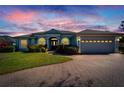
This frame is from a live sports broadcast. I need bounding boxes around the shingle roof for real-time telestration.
[0,36,15,43]
[44,29,75,34]
[14,34,30,38]
[78,29,118,35]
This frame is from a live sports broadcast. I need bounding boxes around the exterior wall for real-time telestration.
[15,33,118,54]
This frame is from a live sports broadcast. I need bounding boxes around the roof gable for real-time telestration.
[78,29,116,35]
[44,29,62,34]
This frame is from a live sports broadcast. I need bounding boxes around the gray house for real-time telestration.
[14,29,123,54]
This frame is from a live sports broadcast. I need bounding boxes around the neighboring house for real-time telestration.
[14,29,124,54]
[0,36,15,48]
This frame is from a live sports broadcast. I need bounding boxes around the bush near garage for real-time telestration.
[0,46,15,52]
[56,45,79,55]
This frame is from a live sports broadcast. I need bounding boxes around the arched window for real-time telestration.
[38,38,46,45]
[61,37,70,45]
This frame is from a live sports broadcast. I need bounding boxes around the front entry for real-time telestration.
[49,37,58,50]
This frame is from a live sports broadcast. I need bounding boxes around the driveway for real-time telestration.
[0,53,124,87]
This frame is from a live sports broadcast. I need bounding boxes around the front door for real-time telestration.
[50,37,58,50]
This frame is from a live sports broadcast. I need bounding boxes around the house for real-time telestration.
[14,29,123,54]
[0,36,15,48]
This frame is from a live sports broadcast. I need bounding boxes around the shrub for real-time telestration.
[28,45,39,52]
[119,47,124,54]
[28,44,48,53]
[40,47,48,53]
[56,45,79,55]
[0,46,14,52]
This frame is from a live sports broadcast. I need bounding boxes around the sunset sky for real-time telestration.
[0,5,124,36]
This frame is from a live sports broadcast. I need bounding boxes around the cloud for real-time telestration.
[5,10,37,24]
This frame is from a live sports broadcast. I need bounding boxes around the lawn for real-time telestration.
[0,52,72,75]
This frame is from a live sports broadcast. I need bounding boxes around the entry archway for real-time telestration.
[49,37,58,50]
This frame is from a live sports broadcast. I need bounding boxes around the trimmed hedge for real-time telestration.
[28,44,48,53]
[56,45,79,55]
[0,46,15,52]
[119,47,124,54]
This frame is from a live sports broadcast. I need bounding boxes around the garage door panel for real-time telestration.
[80,37,115,54]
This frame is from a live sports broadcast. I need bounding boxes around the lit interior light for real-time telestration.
[82,40,85,42]
[101,40,104,43]
[105,40,108,43]
[89,40,92,43]
[86,40,88,43]
[93,40,96,43]
[109,40,112,43]
[97,40,100,43]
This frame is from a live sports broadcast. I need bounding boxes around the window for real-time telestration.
[105,40,108,43]
[89,40,92,43]
[97,40,100,43]
[101,40,104,43]
[38,38,46,45]
[93,40,97,43]
[61,37,70,45]
[21,39,27,48]
[81,40,113,43]
[31,38,35,44]
[109,40,112,43]
[82,40,85,42]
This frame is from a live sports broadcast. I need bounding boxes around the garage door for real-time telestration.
[80,37,115,54]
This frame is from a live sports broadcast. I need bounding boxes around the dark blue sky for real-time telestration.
[0,5,124,36]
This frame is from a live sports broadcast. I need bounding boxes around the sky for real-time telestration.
[0,5,124,36]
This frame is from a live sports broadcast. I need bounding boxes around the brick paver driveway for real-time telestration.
[0,53,124,87]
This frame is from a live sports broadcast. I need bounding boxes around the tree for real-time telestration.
[119,21,124,32]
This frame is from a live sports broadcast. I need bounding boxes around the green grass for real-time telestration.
[0,52,72,75]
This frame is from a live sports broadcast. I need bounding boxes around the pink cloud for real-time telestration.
[5,10,37,24]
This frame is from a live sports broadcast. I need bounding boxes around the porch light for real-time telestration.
[116,38,120,42]
[119,36,122,39]
[77,37,81,42]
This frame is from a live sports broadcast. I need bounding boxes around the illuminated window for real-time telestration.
[101,40,104,43]
[38,38,46,45]
[51,38,57,40]
[85,40,89,43]
[93,40,96,43]
[82,40,85,42]
[97,40,100,43]
[21,39,27,48]
[109,40,112,43]
[105,40,108,43]
[89,40,92,43]
[61,37,70,45]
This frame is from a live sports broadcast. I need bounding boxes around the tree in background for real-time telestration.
[119,21,124,32]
